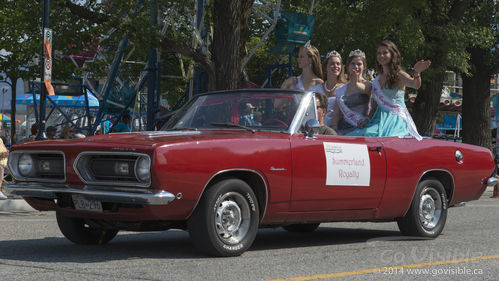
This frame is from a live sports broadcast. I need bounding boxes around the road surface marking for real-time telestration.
[268,254,499,280]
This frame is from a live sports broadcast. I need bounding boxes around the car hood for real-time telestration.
[16,130,287,148]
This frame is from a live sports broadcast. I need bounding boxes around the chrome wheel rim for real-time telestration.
[215,192,251,245]
[418,187,442,230]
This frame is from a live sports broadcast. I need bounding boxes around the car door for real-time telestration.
[290,134,387,211]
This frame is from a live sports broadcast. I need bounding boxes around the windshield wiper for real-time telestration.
[210,122,255,133]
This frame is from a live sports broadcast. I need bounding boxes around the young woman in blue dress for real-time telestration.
[281,41,323,90]
[348,40,431,140]
[329,49,372,135]
[309,50,347,127]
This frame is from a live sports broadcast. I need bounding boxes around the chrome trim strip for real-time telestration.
[3,183,174,205]
[188,168,269,222]
[402,169,455,217]
[7,150,66,183]
[73,151,151,187]
[288,91,314,134]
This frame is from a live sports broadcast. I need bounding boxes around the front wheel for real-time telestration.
[397,179,448,238]
[56,212,118,245]
[188,178,259,257]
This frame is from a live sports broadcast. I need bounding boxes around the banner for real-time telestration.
[43,28,55,95]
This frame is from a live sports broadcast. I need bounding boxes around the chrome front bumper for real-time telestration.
[3,183,175,205]
[487,177,498,187]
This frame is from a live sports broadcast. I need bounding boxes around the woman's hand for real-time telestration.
[413,60,431,73]
[357,118,369,128]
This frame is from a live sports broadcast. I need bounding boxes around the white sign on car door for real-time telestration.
[323,142,371,186]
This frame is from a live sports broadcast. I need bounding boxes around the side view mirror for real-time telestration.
[304,119,320,138]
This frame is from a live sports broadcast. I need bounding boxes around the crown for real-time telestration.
[304,40,312,50]
[326,50,341,60]
[348,49,366,59]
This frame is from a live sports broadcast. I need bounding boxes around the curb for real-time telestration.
[0,198,37,212]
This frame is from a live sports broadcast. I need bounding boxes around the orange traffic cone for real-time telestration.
[492,183,499,198]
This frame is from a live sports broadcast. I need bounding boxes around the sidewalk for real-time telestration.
[0,189,36,212]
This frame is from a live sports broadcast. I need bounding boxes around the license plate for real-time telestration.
[72,195,103,212]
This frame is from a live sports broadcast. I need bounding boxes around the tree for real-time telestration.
[309,0,477,139]
[461,0,498,149]
[159,0,254,91]
[410,0,472,136]
[0,0,41,144]
[0,0,103,143]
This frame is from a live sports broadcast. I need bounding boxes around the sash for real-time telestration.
[336,83,367,127]
[372,76,422,140]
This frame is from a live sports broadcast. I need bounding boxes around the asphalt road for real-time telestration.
[1,190,498,281]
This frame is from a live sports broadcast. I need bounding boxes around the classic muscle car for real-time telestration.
[5,89,497,256]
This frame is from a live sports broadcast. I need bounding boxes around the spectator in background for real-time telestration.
[46,126,57,139]
[0,125,9,199]
[101,118,112,134]
[28,123,40,141]
[112,113,131,133]
[59,126,73,139]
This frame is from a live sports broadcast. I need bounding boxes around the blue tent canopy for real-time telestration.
[16,89,99,107]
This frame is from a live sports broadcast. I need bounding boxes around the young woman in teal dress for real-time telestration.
[348,40,431,140]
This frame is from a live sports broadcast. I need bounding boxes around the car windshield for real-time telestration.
[162,91,304,131]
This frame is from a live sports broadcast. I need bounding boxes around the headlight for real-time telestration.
[135,156,150,182]
[18,154,34,177]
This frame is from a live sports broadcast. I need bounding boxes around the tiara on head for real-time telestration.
[326,50,341,60]
[348,49,366,59]
[304,40,312,50]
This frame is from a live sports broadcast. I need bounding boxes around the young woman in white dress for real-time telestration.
[281,41,323,90]
[310,50,347,126]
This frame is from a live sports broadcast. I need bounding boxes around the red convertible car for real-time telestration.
[5,89,496,256]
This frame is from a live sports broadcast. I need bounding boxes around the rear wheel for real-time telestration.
[188,178,259,257]
[282,223,320,233]
[56,212,118,245]
[397,179,447,238]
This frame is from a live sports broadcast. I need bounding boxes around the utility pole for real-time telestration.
[36,0,50,139]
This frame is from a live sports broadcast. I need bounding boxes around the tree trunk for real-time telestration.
[413,72,445,136]
[411,0,470,137]
[462,48,492,149]
[10,78,17,145]
[211,0,253,90]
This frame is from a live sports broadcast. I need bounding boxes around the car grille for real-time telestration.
[74,152,151,187]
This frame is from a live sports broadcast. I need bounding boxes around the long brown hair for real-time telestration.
[322,55,347,84]
[300,46,323,79]
[376,40,402,88]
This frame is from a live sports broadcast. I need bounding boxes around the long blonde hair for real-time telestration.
[322,55,346,84]
[300,46,323,79]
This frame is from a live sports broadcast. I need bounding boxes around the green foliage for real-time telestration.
[2,0,496,110]
[0,0,41,79]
